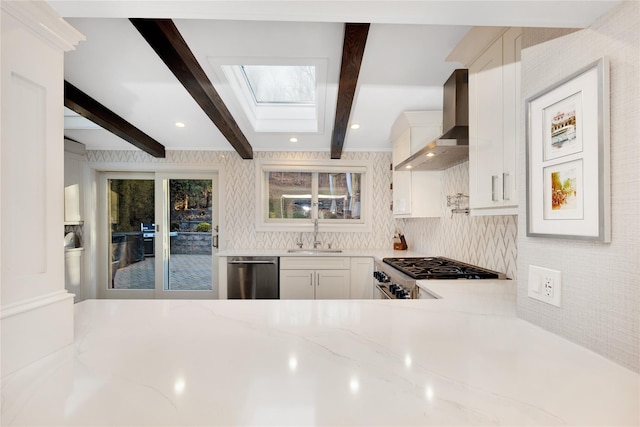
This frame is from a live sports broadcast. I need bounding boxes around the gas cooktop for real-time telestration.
[382,256,506,280]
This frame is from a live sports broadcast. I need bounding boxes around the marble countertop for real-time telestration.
[216,247,425,258]
[1,281,638,426]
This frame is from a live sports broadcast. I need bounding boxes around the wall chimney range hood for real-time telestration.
[395,69,469,171]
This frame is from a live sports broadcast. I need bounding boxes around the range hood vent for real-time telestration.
[395,69,469,171]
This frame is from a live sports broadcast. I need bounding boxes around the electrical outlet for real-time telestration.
[528,265,561,307]
[544,277,553,297]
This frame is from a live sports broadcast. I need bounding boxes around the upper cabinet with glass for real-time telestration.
[256,159,371,232]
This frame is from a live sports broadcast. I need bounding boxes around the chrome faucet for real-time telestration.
[313,218,321,248]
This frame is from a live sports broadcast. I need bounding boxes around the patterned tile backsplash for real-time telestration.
[88,150,396,251]
[88,150,517,279]
[222,151,397,250]
[398,161,518,279]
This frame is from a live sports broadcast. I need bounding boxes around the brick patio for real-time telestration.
[113,254,213,290]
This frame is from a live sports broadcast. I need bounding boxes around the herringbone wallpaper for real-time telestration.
[222,151,397,250]
[399,161,518,279]
[87,150,517,278]
[88,150,396,250]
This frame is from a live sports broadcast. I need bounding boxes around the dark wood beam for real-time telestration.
[130,18,254,159]
[331,23,370,159]
[64,81,166,158]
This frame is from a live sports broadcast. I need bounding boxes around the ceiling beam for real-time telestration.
[331,23,370,159]
[64,81,166,158]
[130,18,254,160]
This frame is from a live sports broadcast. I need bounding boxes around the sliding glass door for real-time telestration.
[103,172,218,299]
[108,176,156,291]
[163,176,217,293]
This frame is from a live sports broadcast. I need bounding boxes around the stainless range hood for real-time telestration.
[395,69,469,171]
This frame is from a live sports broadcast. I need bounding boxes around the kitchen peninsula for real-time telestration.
[1,280,637,426]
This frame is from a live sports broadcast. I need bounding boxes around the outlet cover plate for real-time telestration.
[528,265,561,307]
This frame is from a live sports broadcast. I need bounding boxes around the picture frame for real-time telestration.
[526,57,610,242]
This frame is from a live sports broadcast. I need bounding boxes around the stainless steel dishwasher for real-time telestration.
[227,256,279,299]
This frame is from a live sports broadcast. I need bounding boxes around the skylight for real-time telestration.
[211,57,327,133]
[241,65,316,105]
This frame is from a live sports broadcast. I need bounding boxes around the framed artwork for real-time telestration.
[526,57,610,242]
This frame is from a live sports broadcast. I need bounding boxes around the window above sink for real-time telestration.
[255,159,372,232]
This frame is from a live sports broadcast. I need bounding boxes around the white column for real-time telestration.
[1,1,85,377]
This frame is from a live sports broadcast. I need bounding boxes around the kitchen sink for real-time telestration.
[287,248,343,254]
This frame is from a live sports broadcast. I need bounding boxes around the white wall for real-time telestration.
[1,1,84,376]
[86,150,396,251]
[86,150,519,287]
[517,1,639,372]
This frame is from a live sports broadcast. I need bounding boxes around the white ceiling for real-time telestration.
[52,1,621,154]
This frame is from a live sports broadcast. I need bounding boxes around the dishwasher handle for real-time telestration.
[228,260,277,265]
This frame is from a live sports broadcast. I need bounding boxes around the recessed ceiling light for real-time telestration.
[350,123,360,129]
[289,137,298,143]
[426,152,435,157]
[406,165,413,169]
[175,122,185,128]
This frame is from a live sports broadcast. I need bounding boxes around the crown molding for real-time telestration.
[2,1,85,51]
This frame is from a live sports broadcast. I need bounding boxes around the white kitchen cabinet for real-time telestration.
[392,129,412,215]
[280,270,316,299]
[469,27,521,215]
[350,257,374,299]
[280,269,350,299]
[391,112,443,218]
[64,249,83,303]
[280,257,350,300]
[315,270,350,299]
[64,140,86,223]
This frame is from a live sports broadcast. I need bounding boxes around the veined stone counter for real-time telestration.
[1,281,637,426]
[216,248,427,259]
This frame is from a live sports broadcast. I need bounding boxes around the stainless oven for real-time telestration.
[373,257,506,300]
[373,259,423,299]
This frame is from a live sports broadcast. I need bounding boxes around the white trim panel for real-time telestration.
[1,291,74,377]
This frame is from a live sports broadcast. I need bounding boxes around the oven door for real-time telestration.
[374,284,391,300]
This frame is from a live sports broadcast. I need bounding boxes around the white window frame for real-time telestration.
[255,159,372,232]
[92,162,226,300]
